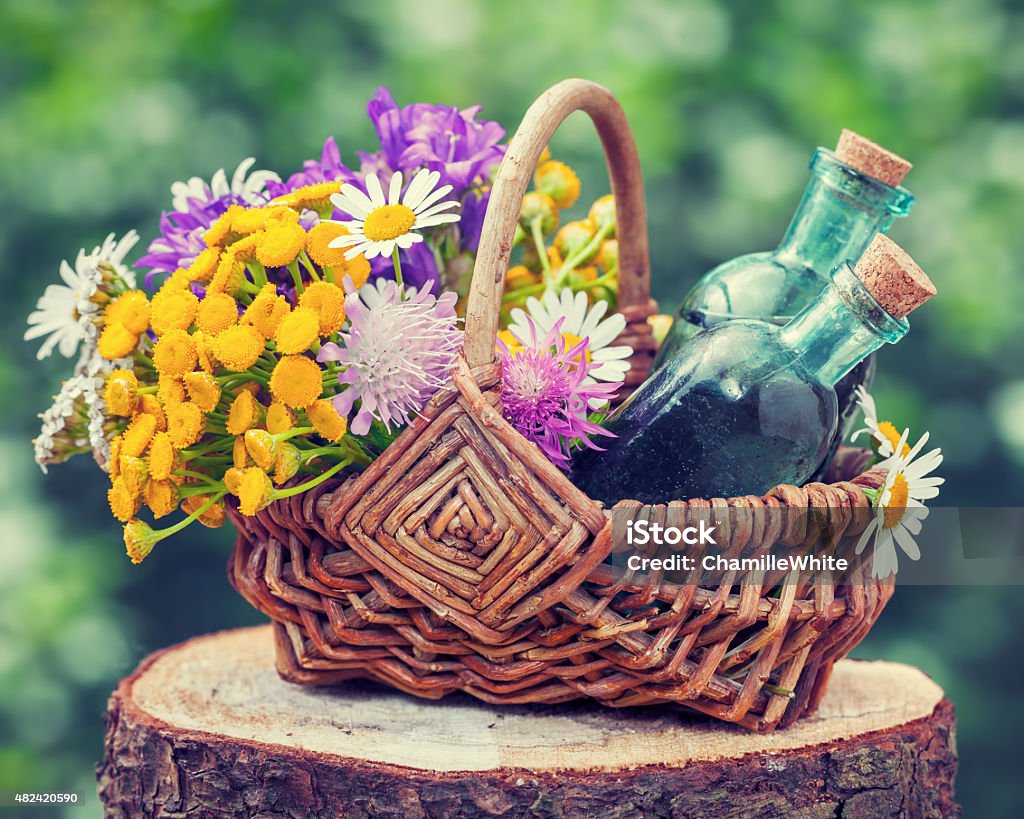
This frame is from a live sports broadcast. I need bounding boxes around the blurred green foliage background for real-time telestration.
[1,0,1022,815]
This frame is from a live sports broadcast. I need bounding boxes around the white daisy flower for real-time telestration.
[507,288,632,395]
[24,231,139,360]
[327,169,461,260]
[170,157,280,212]
[850,386,912,467]
[855,428,945,579]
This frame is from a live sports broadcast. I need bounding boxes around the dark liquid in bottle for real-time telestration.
[664,309,873,483]
[570,322,837,505]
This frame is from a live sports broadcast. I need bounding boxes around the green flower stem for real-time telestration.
[154,491,226,539]
[299,251,321,282]
[181,437,232,459]
[391,247,404,291]
[248,261,268,287]
[287,261,304,294]
[501,269,619,304]
[175,469,221,485]
[530,216,552,283]
[556,220,614,283]
[274,425,315,443]
[271,458,350,501]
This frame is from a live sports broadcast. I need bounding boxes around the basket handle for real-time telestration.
[463,79,651,368]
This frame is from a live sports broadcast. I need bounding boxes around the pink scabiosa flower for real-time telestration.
[317,279,462,435]
[497,318,620,468]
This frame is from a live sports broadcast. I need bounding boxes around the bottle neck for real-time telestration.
[779,262,909,386]
[776,148,914,279]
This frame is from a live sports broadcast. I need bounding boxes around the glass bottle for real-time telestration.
[655,132,914,471]
[570,235,935,505]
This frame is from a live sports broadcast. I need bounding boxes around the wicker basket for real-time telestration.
[227,79,893,732]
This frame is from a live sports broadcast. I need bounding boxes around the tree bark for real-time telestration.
[97,626,959,818]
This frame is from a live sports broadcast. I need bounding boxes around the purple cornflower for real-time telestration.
[498,319,619,468]
[317,279,462,436]
[359,88,506,191]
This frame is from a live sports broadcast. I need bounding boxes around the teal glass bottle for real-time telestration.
[654,133,914,472]
[569,236,935,505]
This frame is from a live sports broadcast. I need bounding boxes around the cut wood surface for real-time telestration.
[98,625,960,818]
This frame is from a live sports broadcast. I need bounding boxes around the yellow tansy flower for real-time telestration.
[104,369,139,416]
[144,479,179,519]
[273,442,301,485]
[274,306,320,354]
[596,239,618,271]
[232,380,261,396]
[272,181,342,213]
[212,324,265,371]
[265,401,294,435]
[298,281,345,335]
[534,160,581,209]
[181,494,226,528]
[122,412,157,457]
[148,432,177,481]
[269,355,322,409]
[196,292,240,335]
[108,476,141,523]
[105,291,151,335]
[255,222,307,268]
[186,247,220,283]
[208,252,245,296]
[157,376,186,410]
[306,399,347,442]
[204,205,244,246]
[138,394,168,431]
[156,268,192,297]
[119,455,149,497]
[238,467,273,516]
[153,328,198,377]
[223,467,244,496]
[244,428,276,470]
[97,323,139,360]
[243,284,290,338]
[588,194,616,233]
[232,435,250,468]
[232,205,296,236]
[519,192,559,234]
[305,222,353,268]
[555,220,598,264]
[124,519,160,563]
[150,289,199,335]
[228,233,261,261]
[184,371,222,412]
[166,401,205,448]
[227,390,262,436]
[506,265,539,289]
[108,436,123,479]
[193,330,216,374]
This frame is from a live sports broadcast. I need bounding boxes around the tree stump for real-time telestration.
[97,626,959,818]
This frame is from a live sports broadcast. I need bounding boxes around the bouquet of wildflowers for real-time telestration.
[26,88,631,563]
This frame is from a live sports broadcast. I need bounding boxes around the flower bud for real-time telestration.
[519,192,559,235]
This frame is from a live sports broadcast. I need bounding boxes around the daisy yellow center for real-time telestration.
[877,420,912,457]
[562,332,592,364]
[363,204,416,241]
[882,473,909,529]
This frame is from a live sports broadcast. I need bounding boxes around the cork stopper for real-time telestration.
[835,129,912,187]
[853,234,936,319]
